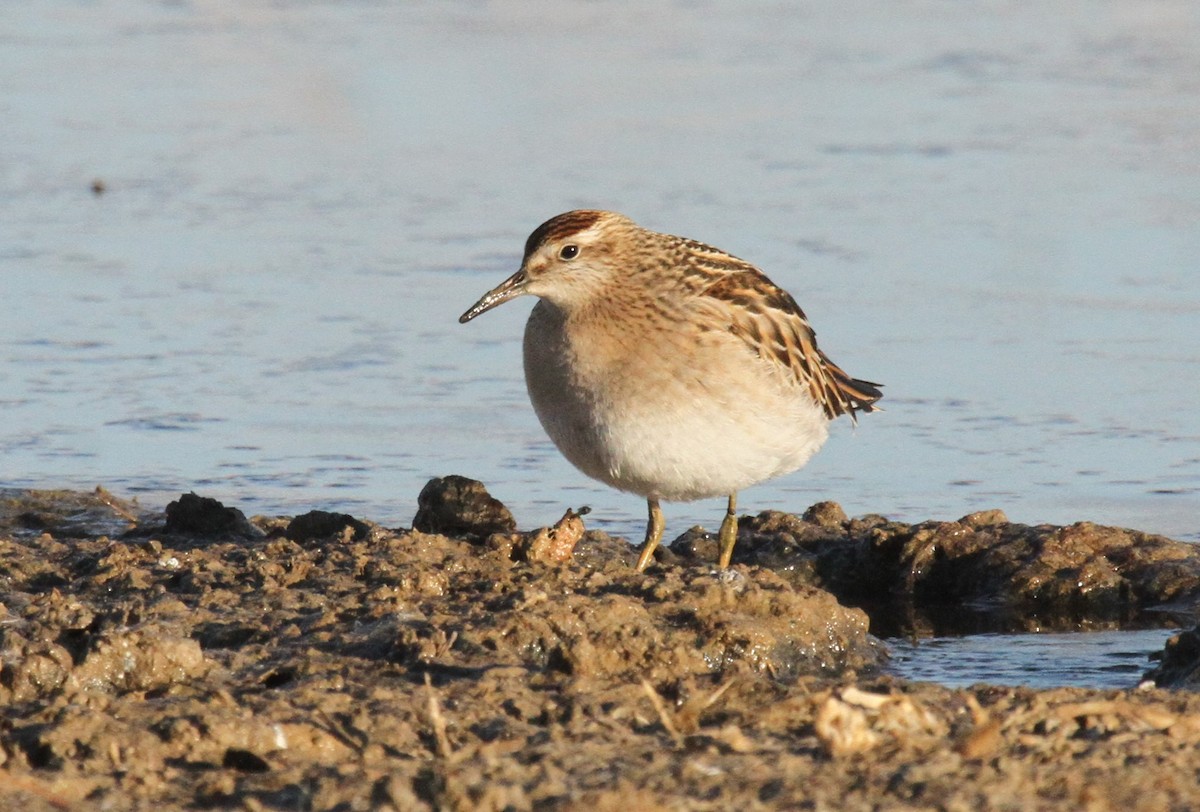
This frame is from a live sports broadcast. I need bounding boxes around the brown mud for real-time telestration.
[1,482,1198,811]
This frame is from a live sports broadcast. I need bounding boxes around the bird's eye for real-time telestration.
[558,244,580,260]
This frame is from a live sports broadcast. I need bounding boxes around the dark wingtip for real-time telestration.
[848,378,884,406]
[835,376,883,422]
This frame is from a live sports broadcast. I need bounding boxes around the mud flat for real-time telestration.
[2,481,1199,810]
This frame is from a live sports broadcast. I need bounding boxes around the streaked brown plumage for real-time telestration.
[460,210,881,569]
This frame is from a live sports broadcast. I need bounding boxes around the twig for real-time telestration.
[94,485,139,524]
[641,679,684,748]
[703,678,736,711]
[424,672,454,759]
[313,709,367,755]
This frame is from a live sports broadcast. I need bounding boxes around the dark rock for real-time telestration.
[286,510,370,542]
[1145,625,1200,689]
[412,475,516,539]
[164,493,258,537]
[662,526,717,564]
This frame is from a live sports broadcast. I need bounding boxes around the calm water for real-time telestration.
[3,3,1198,685]
[887,629,1177,690]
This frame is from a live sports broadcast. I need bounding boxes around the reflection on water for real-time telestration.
[2,2,1198,553]
[886,629,1176,690]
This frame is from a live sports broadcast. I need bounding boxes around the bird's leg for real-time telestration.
[635,498,665,571]
[716,492,739,568]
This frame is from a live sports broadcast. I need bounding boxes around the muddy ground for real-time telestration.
[2,481,1199,811]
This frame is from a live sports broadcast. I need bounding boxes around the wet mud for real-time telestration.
[687,503,1200,637]
[1,483,1198,810]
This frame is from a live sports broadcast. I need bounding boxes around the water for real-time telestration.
[3,4,1198,544]
[886,629,1178,690]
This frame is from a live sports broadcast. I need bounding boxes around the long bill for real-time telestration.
[459,268,529,323]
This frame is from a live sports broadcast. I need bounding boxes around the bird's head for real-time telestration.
[459,210,637,323]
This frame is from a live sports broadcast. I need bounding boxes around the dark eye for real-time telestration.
[558,244,579,260]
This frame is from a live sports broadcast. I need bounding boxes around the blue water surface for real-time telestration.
[2,1,1197,549]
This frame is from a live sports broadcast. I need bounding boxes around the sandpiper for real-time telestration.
[460,210,881,569]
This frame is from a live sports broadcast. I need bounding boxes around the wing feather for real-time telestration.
[689,256,882,420]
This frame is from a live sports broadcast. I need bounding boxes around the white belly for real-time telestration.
[522,300,830,502]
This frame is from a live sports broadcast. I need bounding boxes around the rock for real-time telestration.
[1145,625,1200,689]
[412,475,517,539]
[164,493,258,537]
[512,507,589,564]
[804,501,849,528]
[285,510,370,542]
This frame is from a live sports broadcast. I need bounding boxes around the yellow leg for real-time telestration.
[635,498,665,571]
[716,493,738,568]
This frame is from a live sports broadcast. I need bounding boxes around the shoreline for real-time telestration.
[2,483,1198,810]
